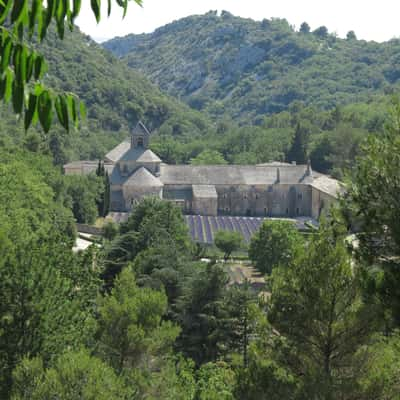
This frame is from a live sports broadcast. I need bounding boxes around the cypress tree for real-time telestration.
[96,160,105,177]
[102,172,110,217]
[286,123,309,164]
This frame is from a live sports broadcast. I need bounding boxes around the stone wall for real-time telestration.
[122,186,163,211]
[192,196,218,216]
[311,188,336,219]
[163,186,193,213]
[119,161,160,176]
[216,184,312,217]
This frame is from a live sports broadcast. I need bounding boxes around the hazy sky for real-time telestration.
[76,0,400,43]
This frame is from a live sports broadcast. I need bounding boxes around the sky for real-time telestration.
[76,0,400,43]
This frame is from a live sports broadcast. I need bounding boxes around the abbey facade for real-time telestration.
[64,122,341,219]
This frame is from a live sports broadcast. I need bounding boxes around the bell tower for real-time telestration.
[131,121,151,149]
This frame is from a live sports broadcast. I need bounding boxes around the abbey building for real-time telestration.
[64,122,341,219]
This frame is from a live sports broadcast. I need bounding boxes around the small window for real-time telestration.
[296,208,300,215]
[255,194,259,199]
[137,137,144,147]
[286,208,289,215]
[244,194,248,199]
[298,193,303,200]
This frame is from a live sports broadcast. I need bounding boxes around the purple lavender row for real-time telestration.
[247,218,258,232]
[186,216,196,241]
[218,216,227,230]
[225,217,234,232]
[240,217,253,241]
[232,217,248,242]
[204,217,213,244]
[210,216,219,234]
[237,218,251,242]
[195,215,205,242]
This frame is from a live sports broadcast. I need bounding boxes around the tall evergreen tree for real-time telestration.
[102,172,110,217]
[342,101,400,327]
[268,222,378,398]
[286,123,309,164]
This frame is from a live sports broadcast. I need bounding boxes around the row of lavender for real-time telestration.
[184,215,267,244]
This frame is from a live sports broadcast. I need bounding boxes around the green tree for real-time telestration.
[224,284,259,367]
[96,268,180,374]
[121,197,190,253]
[11,350,131,400]
[343,101,400,326]
[235,344,299,400]
[103,171,111,216]
[103,197,191,287]
[346,30,357,40]
[64,174,103,223]
[248,220,302,274]
[176,262,229,365]
[196,362,235,400]
[132,240,189,305]
[268,222,377,398]
[299,22,310,34]
[313,26,329,39]
[145,356,197,400]
[103,220,119,241]
[0,0,141,132]
[214,230,243,260]
[356,332,400,398]
[286,123,309,164]
[95,161,110,217]
[0,234,98,398]
[190,149,227,165]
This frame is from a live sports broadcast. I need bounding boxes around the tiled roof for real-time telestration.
[119,147,161,163]
[104,140,130,163]
[310,175,343,198]
[159,164,316,186]
[123,167,164,187]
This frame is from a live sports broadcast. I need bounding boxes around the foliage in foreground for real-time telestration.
[249,220,303,274]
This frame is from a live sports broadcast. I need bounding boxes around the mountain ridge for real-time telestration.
[103,11,400,124]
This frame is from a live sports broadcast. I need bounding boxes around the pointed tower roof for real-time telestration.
[132,121,151,136]
[123,167,163,188]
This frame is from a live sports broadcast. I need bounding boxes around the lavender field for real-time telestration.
[184,215,315,244]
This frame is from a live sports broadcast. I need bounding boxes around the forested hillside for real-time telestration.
[0,27,212,163]
[104,11,400,124]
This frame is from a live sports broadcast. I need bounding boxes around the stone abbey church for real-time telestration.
[64,122,341,219]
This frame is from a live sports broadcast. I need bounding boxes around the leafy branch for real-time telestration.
[0,0,142,132]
